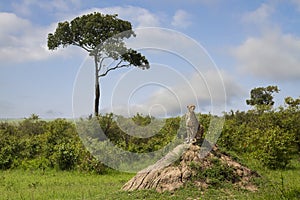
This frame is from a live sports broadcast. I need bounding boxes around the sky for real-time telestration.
[0,0,300,119]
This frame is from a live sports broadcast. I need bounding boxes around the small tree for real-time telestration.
[285,96,300,111]
[246,85,279,112]
[48,12,149,116]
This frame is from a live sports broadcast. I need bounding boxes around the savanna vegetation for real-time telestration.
[0,86,299,199]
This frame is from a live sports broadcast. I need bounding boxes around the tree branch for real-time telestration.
[99,56,110,71]
[99,60,131,77]
[73,42,91,52]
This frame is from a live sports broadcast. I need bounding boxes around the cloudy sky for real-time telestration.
[1,0,300,118]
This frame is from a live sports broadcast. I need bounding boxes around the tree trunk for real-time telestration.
[94,56,100,116]
[95,80,100,116]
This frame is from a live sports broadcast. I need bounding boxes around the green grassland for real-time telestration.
[0,157,299,200]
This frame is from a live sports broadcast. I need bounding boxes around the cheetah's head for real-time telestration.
[187,105,196,112]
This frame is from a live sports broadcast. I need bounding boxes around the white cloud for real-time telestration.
[80,6,161,27]
[0,12,30,35]
[0,12,45,62]
[242,3,274,26]
[236,2,300,81]
[232,31,300,80]
[0,12,76,63]
[171,10,192,28]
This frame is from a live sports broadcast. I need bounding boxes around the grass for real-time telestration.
[0,158,299,200]
[247,158,300,200]
[0,170,133,200]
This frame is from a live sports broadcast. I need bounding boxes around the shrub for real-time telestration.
[20,157,50,170]
[220,109,299,169]
[253,127,295,169]
[190,158,239,187]
[78,153,107,174]
[51,141,81,170]
[0,125,20,169]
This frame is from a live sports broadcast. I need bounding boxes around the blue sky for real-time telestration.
[1,0,300,118]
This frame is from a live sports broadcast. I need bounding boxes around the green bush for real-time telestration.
[51,141,80,170]
[0,145,16,169]
[253,127,295,169]
[0,124,20,169]
[20,157,50,170]
[78,153,107,174]
[0,117,108,173]
[220,109,299,169]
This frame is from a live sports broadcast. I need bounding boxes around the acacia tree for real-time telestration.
[246,85,279,112]
[48,12,149,116]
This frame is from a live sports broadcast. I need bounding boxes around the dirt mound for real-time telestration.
[122,143,260,193]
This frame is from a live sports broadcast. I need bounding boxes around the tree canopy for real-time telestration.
[246,85,279,111]
[48,13,131,51]
[285,96,300,110]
